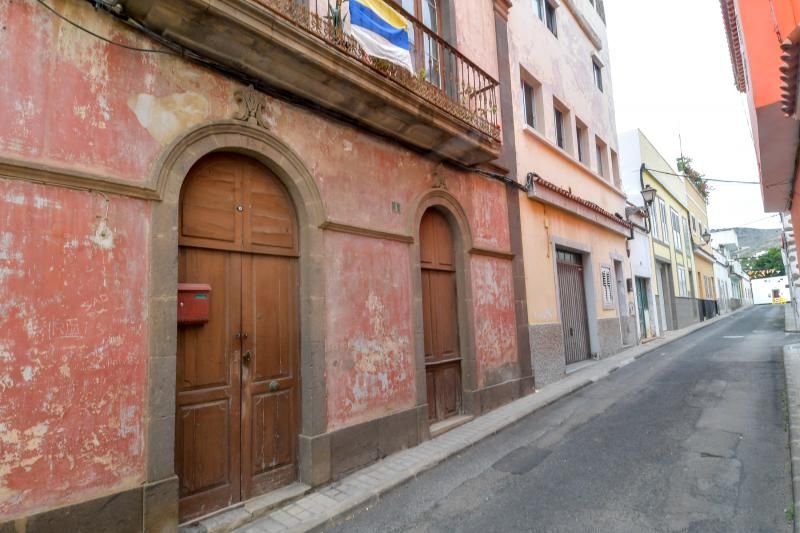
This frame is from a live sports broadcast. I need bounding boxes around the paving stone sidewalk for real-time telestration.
[220,308,751,533]
[785,344,800,533]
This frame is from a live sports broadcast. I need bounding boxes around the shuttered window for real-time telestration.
[601,266,614,309]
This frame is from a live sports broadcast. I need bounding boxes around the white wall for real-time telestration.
[751,276,792,304]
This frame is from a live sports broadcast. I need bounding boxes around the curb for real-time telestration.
[784,344,800,533]
[236,307,752,533]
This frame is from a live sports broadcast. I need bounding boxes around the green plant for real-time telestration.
[677,156,711,200]
[783,387,790,432]
[327,0,348,32]
[786,502,795,523]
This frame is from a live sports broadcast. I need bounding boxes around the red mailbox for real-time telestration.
[177,283,211,325]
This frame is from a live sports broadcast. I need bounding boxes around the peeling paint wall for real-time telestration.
[324,234,415,431]
[0,180,148,519]
[1,0,521,518]
[471,257,518,388]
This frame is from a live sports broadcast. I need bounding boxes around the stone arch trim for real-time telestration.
[408,188,479,426]
[145,121,328,489]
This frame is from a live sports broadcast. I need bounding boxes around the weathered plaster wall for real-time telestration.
[324,233,415,431]
[471,256,518,388]
[0,179,149,519]
[1,0,522,518]
[520,201,630,325]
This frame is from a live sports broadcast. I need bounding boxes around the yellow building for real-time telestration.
[685,173,717,320]
[620,130,701,332]
[508,0,635,387]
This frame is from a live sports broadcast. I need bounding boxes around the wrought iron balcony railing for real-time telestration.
[255,0,501,140]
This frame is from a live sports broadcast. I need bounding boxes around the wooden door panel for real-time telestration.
[249,256,296,381]
[241,253,299,500]
[177,401,232,495]
[421,270,435,359]
[419,208,461,425]
[436,363,461,419]
[178,153,299,520]
[430,270,458,360]
[244,162,297,253]
[426,369,437,421]
[180,154,241,246]
[176,246,241,521]
[178,249,236,390]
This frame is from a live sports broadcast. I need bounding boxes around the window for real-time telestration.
[671,209,682,252]
[395,0,443,85]
[576,119,588,164]
[554,107,565,149]
[682,217,691,255]
[610,149,620,187]
[601,266,614,309]
[522,80,536,128]
[532,0,544,19]
[677,266,688,297]
[691,215,697,233]
[545,1,557,35]
[595,136,607,178]
[592,59,603,92]
[651,198,660,240]
[658,198,669,242]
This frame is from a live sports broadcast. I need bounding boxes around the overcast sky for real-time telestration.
[605,0,781,230]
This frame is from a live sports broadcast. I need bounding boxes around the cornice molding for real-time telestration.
[319,220,414,243]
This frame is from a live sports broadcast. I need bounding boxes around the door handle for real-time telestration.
[268,380,279,392]
[242,351,252,363]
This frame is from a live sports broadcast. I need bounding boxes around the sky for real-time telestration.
[605,0,781,230]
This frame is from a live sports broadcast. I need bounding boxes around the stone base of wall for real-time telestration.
[597,317,623,358]
[675,297,701,329]
[529,322,566,388]
[0,476,178,533]
[730,298,743,310]
[620,315,636,347]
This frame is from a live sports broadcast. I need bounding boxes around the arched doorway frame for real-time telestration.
[145,121,327,491]
[407,189,478,426]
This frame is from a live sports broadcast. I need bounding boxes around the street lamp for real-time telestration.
[639,185,657,234]
[641,185,657,207]
[702,230,712,245]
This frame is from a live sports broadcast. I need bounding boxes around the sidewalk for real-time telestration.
[193,308,751,533]
[784,344,800,533]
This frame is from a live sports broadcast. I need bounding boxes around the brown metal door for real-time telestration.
[420,209,461,423]
[177,154,299,522]
[556,250,591,365]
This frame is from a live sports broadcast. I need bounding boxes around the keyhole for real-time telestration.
[236,205,244,212]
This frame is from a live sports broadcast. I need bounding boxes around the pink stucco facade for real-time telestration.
[0,0,525,523]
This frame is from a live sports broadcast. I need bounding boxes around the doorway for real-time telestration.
[419,208,462,424]
[556,249,591,364]
[635,276,650,340]
[175,153,300,521]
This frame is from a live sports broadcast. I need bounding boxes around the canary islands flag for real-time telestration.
[349,0,413,72]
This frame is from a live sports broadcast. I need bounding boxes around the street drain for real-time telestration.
[492,446,552,475]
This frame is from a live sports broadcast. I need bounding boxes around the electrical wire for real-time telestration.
[36,0,181,56]
[643,167,759,184]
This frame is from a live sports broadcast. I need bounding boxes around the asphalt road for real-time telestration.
[324,306,794,533]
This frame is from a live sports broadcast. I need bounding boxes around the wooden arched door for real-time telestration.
[176,153,300,522]
[419,209,462,424]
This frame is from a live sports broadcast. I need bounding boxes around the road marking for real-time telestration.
[723,336,744,339]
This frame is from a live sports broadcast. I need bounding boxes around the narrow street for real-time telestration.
[326,306,794,533]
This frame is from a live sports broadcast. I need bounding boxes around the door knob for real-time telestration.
[268,380,279,392]
[242,351,252,363]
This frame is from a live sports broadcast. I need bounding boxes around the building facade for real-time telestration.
[626,204,660,342]
[505,0,634,387]
[685,176,717,320]
[619,130,700,333]
[0,0,535,529]
[720,0,800,296]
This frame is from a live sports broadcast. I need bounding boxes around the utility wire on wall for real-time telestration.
[643,167,760,185]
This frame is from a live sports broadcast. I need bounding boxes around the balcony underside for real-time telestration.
[119,0,501,166]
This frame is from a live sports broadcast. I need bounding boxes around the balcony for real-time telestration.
[119,0,501,165]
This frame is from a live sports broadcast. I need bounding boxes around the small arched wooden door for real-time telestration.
[419,209,462,423]
[176,153,300,521]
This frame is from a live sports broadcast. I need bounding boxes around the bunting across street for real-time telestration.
[349,0,414,72]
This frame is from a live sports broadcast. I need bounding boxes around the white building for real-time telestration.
[751,276,792,305]
[627,204,660,342]
[713,249,733,315]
